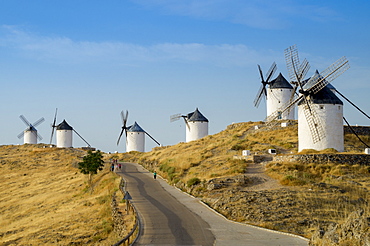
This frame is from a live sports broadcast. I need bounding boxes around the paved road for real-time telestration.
[117,162,309,246]
[118,162,215,245]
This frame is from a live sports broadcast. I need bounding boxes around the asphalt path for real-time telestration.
[117,162,309,246]
[118,162,215,246]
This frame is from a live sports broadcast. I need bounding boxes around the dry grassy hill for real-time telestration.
[117,121,370,244]
[0,144,121,245]
[2,121,368,245]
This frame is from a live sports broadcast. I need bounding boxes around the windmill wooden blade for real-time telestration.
[298,58,310,81]
[308,57,349,95]
[49,128,55,145]
[257,64,264,82]
[50,108,58,144]
[33,117,45,128]
[302,101,325,143]
[73,129,91,147]
[118,110,129,146]
[265,94,303,122]
[183,116,190,130]
[35,131,43,141]
[285,45,300,82]
[289,83,299,103]
[145,131,160,146]
[254,63,275,108]
[170,113,181,122]
[17,131,25,139]
[117,128,125,146]
[121,110,128,126]
[265,62,277,82]
[253,84,266,107]
[19,115,31,127]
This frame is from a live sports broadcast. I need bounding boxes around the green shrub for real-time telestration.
[187,177,201,187]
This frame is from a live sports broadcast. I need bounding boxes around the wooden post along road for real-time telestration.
[117,162,309,246]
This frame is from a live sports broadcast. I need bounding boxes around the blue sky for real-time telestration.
[1,0,369,152]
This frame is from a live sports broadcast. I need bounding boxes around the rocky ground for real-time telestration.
[168,161,370,245]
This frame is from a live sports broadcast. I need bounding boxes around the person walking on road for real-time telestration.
[153,171,157,180]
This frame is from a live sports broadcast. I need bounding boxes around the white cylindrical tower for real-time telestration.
[56,120,73,148]
[126,122,145,152]
[266,73,294,120]
[24,128,37,144]
[298,86,344,152]
[185,108,209,142]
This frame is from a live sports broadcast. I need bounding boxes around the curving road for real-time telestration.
[117,162,309,246]
[118,162,215,245]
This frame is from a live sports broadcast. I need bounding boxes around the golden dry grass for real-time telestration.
[117,121,370,238]
[118,121,368,183]
[0,144,121,245]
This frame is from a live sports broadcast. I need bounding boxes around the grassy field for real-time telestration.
[117,120,370,240]
[1,121,369,244]
[0,144,122,245]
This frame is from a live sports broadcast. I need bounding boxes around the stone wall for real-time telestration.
[344,125,370,135]
[111,192,127,238]
[274,154,370,165]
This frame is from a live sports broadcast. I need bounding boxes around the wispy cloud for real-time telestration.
[0,25,275,67]
[132,0,341,29]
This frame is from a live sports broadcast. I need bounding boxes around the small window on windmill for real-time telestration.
[338,106,341,110]
[320,105,324,110]
[268,149,276,155]
[277,111,282,120]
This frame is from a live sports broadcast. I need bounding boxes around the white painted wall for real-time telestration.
[266,88,294,120]
[186,121,208,142]
[298,103,343,152]
[24,130,37,144]
[56,130,73,148]
[126,132,145,152]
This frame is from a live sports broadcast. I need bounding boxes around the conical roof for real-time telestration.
[299,70,342,105]
[298,86,343,105]
[187,108,208,122]
[302,70,336,91]
[269,73,293,89]
[56,120,73,130]
[26,126,37,132]
[127,121,145,132]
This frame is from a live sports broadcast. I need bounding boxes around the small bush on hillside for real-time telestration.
[281,175,306,186]
[187,177,201,187]
[231,143,246,151]
[159,163,177,181]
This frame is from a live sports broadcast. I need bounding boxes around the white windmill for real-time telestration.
[267,45,350,152]
[254,63,295,120]
[117,110,160,152]
[170,108,209,142]
[17,115,45,144]
[50,108,91,148]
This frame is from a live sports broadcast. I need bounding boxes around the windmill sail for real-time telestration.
[254,62,277,107]
[50,108,58,144]
[266,45,350,145]
[18,115,45,142]
[117,110,128,145]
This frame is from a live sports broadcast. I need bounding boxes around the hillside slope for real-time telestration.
[0,144,121,245]
[118,121,370,242]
